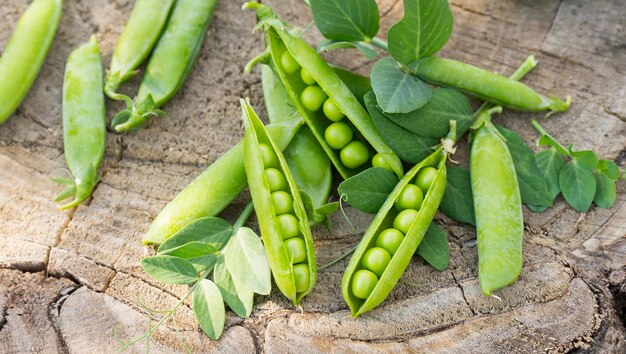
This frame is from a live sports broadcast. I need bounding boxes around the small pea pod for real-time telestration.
[104,0,176,98]
[0,0,62,124]
[112,0,218,132]
[470,107,524,296]
[54,36,105,209]
[242,99,317,304]
[413,57,571,114]
[342,146,448,317]
[143,117,304,245]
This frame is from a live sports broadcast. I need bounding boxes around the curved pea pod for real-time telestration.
[266,26,403,179]
[104,0,176,98]
[470,109,524,296]
[0,0,62,124]
[342,148,447,317]
[112,0,218,132]
[143,117,303,245]
[241,99,317,304]
[413,57,571,114]
[54,36,106,210]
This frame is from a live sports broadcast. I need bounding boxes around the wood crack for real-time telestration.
[47,285,79,354]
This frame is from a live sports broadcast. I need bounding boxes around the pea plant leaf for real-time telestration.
[497,126,553,208]
[534,148,565,200]
[158,217,233,254]
[193,279,225,340]
[570,149,599,170]
[385,88,473,139]
[159,241,218,259]
[310,0,380,42]
[338,167,399,214]
[593,172,617,209]
[213,256,254,318]
[141,255,199,285]
[371,57,432,114]
[317,39,377,59]
[416,223,449,270]
[388,0,453,65]
[224,227,271,295]
[559,160,597,212]
[439,165,475,225]
[365,91,438,163]
[597,159,620,180]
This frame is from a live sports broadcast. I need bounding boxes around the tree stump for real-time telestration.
[0,0,624,352]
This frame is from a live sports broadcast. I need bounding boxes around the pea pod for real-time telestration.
[54,36,105,209]
[0,0,62,124]
[104,0,176,98]
[112,0,218,132]
[413,57,571,113]
[342,146,448,317]
[470,107,524,296]
[143,117,303,245]
[242,99,317,304]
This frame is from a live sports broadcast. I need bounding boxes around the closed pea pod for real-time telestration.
[0,0,62,124]
[241,99,317,304]
[54,36,105,209]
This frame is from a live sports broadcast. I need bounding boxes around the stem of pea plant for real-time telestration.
[369,37,389,52]
[234,201,254,230]
[530,118,548,136]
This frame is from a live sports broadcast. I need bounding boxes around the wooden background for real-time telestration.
[0,0,624,352]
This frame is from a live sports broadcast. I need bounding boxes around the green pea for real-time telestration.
[284,237,307,264]
[271,191,294,215]
[351,269,378,300]
[415,167,438,194]
[300,85,327,112]
[361,247,391,277]
[300,68,317,85]
[322,98,345,122]
[277,214,300,239]
[371,153,395,173]
[340,140,370,169]
[280,51,301,74]
[375,228,404,255]
[293,264,310,293]
[395,184,424,211]
[324,122,353,150]
[265,168,288,192]
[259,143,280,168]
[393,209,419,234]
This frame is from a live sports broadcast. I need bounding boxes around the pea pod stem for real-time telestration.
[368,37,389,52]
[234,202,255,230]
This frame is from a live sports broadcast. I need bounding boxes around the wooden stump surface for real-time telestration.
[0,0,625,352]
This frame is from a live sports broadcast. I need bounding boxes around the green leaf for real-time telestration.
[365,91,438,163]
[141,255,199,285]
[497,126,553,208]
[593,172,617,209]
[371,57,432,113]
[534,148,565,200]
[317,39,377,59]
[338,167,399,214]
[388,0,453,65]
[310,0,380,41]
[559,160,597,212]
[537,134,569,156]
[416,223,449,271]
[440,165,475,225]
[597,159,620,180]
[193,279,225,340]
[224,227,271,295]
[571,150,598,170]
[158,217,233,254]
[385,88,473,139]
[159,241,218,259]
[213,256,254,318]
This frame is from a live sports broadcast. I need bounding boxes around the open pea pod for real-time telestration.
[242,99,317,305]
[342,148,448,317]
[265,26,403,179]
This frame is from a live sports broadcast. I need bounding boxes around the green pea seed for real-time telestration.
[259,143,279,168]
[371,153,394,173]
[293,263,310,293]
[277,213,300,239]
[271,191,294,215]
[395,184,424,211]
[322,98,344,122]
[393,209,419,234]
[300,68,316,85]
[280,51,300,74]
[415,167,438,194]
[351,269,378,300]
[340,140,370,169]
[361,247,391,277]
[375,228,404,255]
[324,122,353,150]
[300,85,327,112]
[284,237,307,264]
[265,168,288,192]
